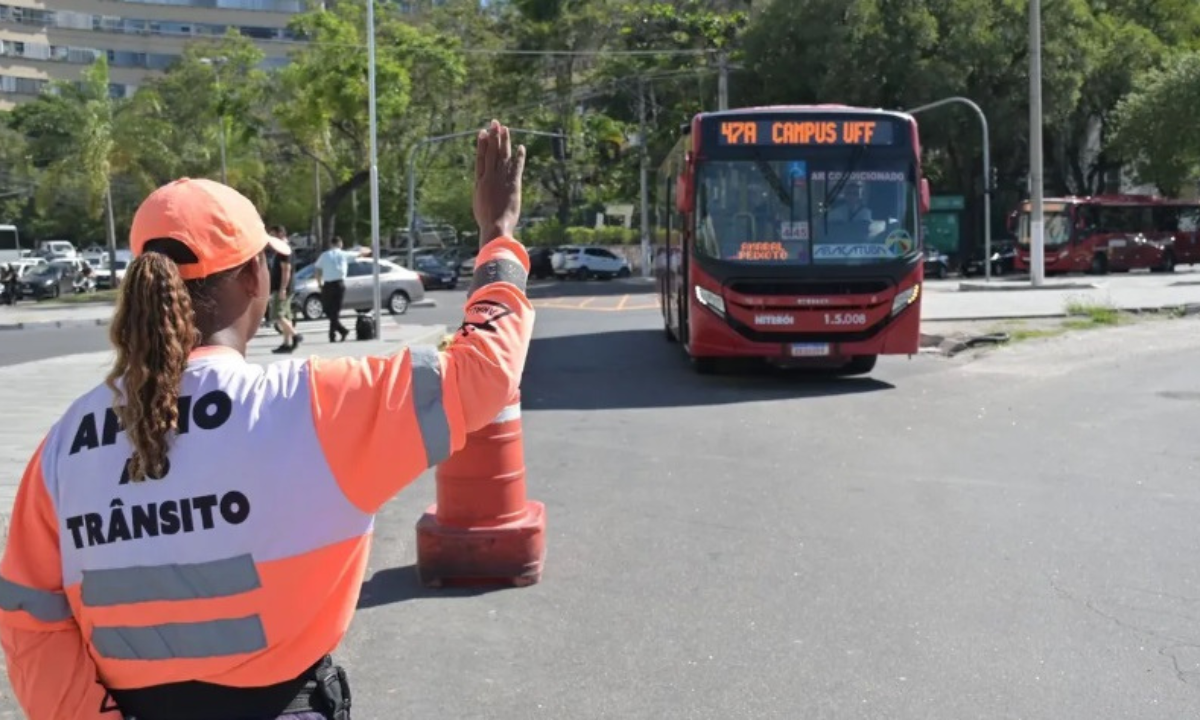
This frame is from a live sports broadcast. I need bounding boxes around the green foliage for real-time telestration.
[1110,52,1200,195]
[4,0,1200,249]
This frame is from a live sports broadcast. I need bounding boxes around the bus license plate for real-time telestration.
[790,343,830,357]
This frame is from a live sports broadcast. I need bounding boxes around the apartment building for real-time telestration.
[0,0,307,109]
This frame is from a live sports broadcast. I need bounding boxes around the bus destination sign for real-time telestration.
[717,119,898,147]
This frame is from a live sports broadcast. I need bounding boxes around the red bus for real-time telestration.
[1012,194,1200,274]
[653,105,931,375]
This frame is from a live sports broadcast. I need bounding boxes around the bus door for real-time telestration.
[1133,206,1169,267]
[1174,206,1200,265]
[1097,205,1138,270]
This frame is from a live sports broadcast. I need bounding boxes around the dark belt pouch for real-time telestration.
[112,655,351,720]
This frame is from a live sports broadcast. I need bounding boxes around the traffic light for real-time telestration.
[989,166,998,193]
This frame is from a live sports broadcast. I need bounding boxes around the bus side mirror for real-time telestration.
[919,178,931,215]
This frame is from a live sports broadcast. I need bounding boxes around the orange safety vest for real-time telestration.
[0,237,533,720]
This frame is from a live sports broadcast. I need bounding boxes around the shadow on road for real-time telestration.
[527,277,656,300]
[356,565,510,608]
[522,328,893,411]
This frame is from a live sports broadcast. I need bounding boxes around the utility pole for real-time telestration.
[366,0,383,333]
[638,77,651,278]
[1029,0,1045,286]
[718,52,729,111]
[104,183,116,289]
[312,158,322,246]
[200,57,228,185]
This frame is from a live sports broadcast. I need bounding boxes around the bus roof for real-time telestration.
[693,104,917,124]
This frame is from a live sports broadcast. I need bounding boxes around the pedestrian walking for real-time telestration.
[313,236,369,343]
[0,120,532,720]
[266,225,303,354]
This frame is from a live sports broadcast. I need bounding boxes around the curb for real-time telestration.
[0,316,112,331]
[957,281,1098,292]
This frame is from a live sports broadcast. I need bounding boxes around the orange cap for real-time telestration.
[129,177,290,281]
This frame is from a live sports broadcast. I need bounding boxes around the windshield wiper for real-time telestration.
[753,152,791,207]
[822,145,868,208]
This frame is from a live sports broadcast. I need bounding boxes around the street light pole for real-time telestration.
[405,127,568,271]
[365,0,384,332]
[200,57,228,185]
[905,96,992,281]
[1029,0,1046,287]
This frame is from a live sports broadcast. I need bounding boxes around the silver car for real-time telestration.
[290,258,425,321]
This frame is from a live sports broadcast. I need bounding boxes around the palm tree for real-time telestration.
[37,57,161,276]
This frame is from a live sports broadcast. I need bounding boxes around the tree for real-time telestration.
[1109,52,1200,195]
[135,32,273,204]
[276,0,466,244]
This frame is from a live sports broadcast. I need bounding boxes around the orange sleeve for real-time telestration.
[0,441,122,720]
[309,236,535,513]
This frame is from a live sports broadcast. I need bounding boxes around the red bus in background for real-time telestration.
[1012,195,1200,275]
[653,105,931,375]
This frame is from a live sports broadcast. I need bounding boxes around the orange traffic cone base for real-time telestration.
[415,500,546,588]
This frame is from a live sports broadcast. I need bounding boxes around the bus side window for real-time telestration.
[1155,207,1178,233]
[1179,208,1200,233]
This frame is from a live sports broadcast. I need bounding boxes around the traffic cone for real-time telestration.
[415,391,546,588]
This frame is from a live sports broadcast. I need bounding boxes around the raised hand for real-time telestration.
[472,119,527,246]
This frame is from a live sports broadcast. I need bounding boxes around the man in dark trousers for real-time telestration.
[313,235,370,343]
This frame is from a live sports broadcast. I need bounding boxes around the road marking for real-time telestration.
[531,295,661,312]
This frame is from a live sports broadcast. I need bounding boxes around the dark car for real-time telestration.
[19,264,74,300]
[528,247,554,280]
[414,255,458,290]
[962,239,1017,278]
[923,246,950,279]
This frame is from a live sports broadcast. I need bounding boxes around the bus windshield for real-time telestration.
[1017,204,1072,248]
[693,157,919,265]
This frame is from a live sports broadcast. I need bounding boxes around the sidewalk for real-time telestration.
[0,323,447,540]
[921,270,1200,321]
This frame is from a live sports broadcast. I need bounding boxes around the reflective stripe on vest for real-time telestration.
[410,345,451,466]
[0,576,72,623]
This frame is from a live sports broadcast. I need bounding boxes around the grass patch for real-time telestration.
[1008,327,1066,342]
[43,289,118,305]
[1064,300,1121,325]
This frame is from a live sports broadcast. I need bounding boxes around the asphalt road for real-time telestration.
[4,281,1200,718]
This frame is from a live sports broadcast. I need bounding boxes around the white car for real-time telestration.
[551,245,632,279]
[290,258,426,321]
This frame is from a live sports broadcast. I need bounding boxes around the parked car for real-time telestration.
[412,255,458,290]
[19,263,76,300]
[962,239,1017,277]
[923,246,950,279]
[290,258,425,321]
[92,253,132,290]
[528,247,554,280]
[551,245,632,279]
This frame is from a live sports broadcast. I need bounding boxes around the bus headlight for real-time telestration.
[891,283,920,316]
[694,285,726,316]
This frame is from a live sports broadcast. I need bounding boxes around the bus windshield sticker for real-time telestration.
[735,242,789,261]
[781,222,810,241]
[719,120,898,147]
[884,229,914,255]
[787,161,808,184]
[811,171,906,182]
[812,244,898,261]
